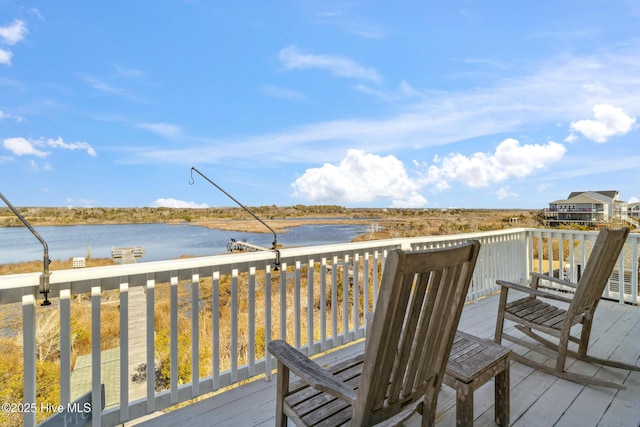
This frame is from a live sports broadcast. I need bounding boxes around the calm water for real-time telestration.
[0,222,370,264]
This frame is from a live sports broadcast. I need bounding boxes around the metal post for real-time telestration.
[0,193,51,305]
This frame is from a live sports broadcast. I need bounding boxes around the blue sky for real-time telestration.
[1,1,639,209]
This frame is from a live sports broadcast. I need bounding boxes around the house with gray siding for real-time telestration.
[540,190,632,226]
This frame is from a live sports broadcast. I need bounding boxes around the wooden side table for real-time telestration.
[444,331,511,426]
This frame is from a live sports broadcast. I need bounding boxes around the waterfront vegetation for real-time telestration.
[0,205,352,227]
[0,205,537,230]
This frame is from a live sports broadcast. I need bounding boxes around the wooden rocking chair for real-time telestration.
[494,227,639,389]
[268,241,480,426]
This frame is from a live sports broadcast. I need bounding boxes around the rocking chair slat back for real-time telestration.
[355,240,480,424]
[571,227,629,315]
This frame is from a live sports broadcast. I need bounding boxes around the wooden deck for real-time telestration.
[131,292,640,426]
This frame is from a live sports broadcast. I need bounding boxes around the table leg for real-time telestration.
[494,360,510,427]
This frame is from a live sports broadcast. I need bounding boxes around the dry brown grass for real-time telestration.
[144,259,379,389]
[0,257,115,276]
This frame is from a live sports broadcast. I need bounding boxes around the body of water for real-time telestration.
[0,222,370,264]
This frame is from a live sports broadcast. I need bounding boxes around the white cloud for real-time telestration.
[46,136,97,157]
[423,138,567,189]
[354,80,420,101]
[3,137,49,157]
[568,104,636,142]
[151,198,209,208]
[291,149,427,207]
[314,10,386,39]
[495,188,518,200]
[628,196,639,204]
[0,20,27,66]
[138,122,182,138]
[28,159,50,172]
[65,198,96,207]
[0,20,27,45]
[0,48,12,65]
[2,136,97,157]
[111,63,146,78]
[279,45,382,83]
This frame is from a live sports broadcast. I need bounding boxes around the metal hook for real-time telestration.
[0,192,51,306]
[189,166,281,270]
[189,168,195,185]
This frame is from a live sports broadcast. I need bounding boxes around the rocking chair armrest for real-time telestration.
[530,272,578,289]
[496,280,574,304]
[267,340,357,405]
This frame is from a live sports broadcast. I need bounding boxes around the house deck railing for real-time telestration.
[0,228,638,427]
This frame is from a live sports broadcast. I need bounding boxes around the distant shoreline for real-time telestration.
[0,206,539,240]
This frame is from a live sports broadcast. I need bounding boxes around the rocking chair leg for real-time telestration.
[512,326,640,372]
[509,352,626,390]
[416,390,437,427]
[275,361,289,427]
[555,329,572,373]
[581,354,640,371]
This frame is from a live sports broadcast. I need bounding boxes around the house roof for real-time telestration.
[568,190,618,200]
[551,193,607,205]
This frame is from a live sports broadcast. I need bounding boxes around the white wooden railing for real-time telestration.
[0,228,638,426]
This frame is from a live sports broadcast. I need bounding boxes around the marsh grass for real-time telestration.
[150,260,379,390]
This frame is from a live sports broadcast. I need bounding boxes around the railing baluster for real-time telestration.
[212,271,220,389]
[191,270,200,395]
[264,265,272,380]
[320,258,327,351]
[307,259,314,356]
[170,273,178,404]
[568,232,576,282]
[617,250,625,304]
[558,234,565,280]
[294,261,301,349]
[632,237,638,303]
[547,232,554,276]
[60,284,71,406]
[91,282,102,427]
[373,251,379,305]
[231,268,238,382]
[248,266,256,376]
[119,277,129,421]
[331,256,338,344]
[579,234,586,281]
[279,263,287,341]
[146,274,156,412]
[352,253,359,337]
[537,230,543,275]
[363,252,369,317]
[22,293,36,427]
[343,255,349,342]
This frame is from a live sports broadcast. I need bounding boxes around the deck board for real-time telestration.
[129,292,640,427]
